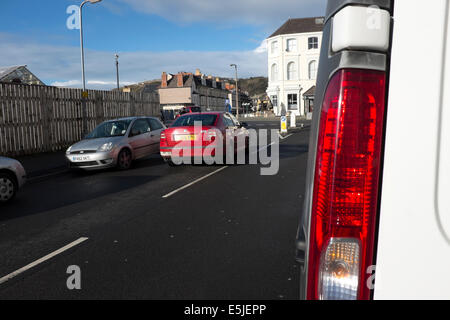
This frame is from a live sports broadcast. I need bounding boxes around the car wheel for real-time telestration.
[167,160,177,167]
[0,173,17,203]
[117,149,132,170]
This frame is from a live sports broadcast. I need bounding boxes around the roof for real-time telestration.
[268,17,324,38]
[0,65,26,80]
[165,74,225,91]
[303,85,316,97]
[182,112,224,115]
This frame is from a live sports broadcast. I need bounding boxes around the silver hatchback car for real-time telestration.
[66,117,166,170]
[0,157,27,203]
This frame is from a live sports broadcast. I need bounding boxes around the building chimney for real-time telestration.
[161,72,168,88]
[177,73,184,87]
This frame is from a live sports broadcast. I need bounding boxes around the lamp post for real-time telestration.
[115,53,120,90]
[276,86,280,116]
[230,64,239,119]
[79,0,102,135]
[79,0,102,92]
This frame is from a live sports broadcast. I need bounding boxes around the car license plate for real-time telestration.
[72,155,91,162]
[174,135,197,141]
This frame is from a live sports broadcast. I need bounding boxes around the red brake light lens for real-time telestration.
[307,69,386,300]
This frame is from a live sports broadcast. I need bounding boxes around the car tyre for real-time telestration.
[117,148,132,170]
[167,160,177,167]
[0,172,17,203]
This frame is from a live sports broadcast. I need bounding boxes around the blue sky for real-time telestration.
[0,0,326,89]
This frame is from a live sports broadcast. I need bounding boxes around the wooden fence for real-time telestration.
[0,82,160,157]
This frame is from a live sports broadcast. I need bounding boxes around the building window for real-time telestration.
[309,60,318,80]
[308,37,319,49]
[286,39,297,52]
[271,95,278,107]
[287,62,297,80]
[271,41,278,54]
[271,64,278,81]
[288,94,298,110]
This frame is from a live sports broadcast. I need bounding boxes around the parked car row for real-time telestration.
[66,112,249,170]
[1,112,249,204]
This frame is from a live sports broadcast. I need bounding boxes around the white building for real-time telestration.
[266,17,324,116]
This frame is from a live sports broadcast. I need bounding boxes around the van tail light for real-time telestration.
[307,69,386,300]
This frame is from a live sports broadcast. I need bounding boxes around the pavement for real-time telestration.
[0,120,310,300]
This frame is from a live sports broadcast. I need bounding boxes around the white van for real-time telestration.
[296,0,450,300]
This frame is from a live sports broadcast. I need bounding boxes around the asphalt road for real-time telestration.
[0,121,310,300]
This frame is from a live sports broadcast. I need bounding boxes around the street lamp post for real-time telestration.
[79,0,102,135]
[276,86,280,116]
[79,0,102,92]
[115,54,120,90]
[230,64,239,119]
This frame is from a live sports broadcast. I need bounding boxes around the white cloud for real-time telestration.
[254,40,267,53]
[118,0,326,28]
[51,80,81,87]
[50,80,135,88]
[0,33,267,91]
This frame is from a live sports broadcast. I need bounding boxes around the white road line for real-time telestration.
[252,141,276,154]
[0,237,89,285]
[278,132,293,140]
[162,167,229,198]
[162,138,287,199]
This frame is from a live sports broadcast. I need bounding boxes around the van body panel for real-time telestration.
[374,0,450,299]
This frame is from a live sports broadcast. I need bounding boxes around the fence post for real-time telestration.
[95,91,104,124]
[40,87,52,152]
[81,91,88,136]
[130,92,136,117]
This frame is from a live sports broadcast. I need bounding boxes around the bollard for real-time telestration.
[280,116,288,135]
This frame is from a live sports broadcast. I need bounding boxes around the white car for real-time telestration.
[0,157,27,203]
[297,0,450,300]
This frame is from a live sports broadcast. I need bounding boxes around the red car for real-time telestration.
[160,112,249,165]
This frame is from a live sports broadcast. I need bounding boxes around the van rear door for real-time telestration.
[374,0,450,299]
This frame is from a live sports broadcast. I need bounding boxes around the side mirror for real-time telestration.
[241,122,249,128]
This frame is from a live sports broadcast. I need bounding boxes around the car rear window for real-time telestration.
[172,114,217,127]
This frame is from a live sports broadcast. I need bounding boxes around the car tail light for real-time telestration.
[307,69,386,300]
[160,132,166,140]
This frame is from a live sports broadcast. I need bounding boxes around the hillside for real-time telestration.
[235,77,268,98]
[117,76,268,98]
[116,80,161,93]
